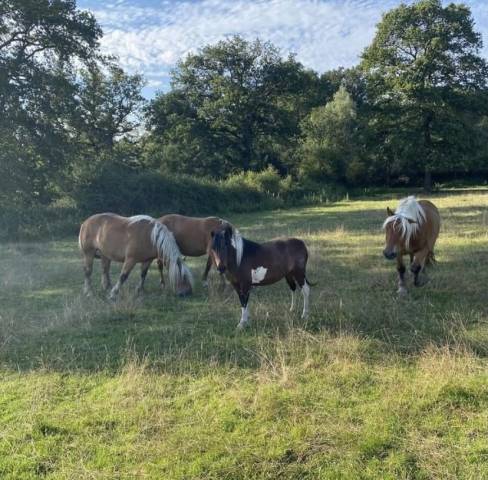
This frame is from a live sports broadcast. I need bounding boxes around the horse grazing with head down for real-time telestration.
[79,214,193,300]
[157,214,228,287]
[209,222,314,329]
[383,196,440,295]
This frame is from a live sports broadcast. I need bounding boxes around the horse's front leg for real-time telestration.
[157,259,165,290]
[411,248,429,287]
[101,255,112,291]
[82,251,95,296]
[109,257,136,300]
[237,287,251,329]
[396,255,407,296]
[202,255,213,288]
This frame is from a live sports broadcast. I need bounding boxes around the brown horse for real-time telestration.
[79,214,193,300]
[157,214,229,287]
[383,196,440,295]
[209,222,313,328]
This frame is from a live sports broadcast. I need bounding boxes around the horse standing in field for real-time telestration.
[383,196,440,295]
[157,214,230,288]
[209,222,314,329]
[79,214,194,300]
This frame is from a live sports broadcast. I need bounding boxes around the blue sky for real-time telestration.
[78,0,488,98]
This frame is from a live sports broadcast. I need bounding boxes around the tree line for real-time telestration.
[2,0,488,219]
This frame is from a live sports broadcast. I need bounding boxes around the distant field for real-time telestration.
[1,191,488,479]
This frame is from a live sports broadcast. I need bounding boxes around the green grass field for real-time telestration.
[1,191,488,479]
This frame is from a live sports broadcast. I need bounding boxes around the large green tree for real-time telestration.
[0,0,102,205]
[146,36,321,177]
[298,86,362,184]
[361,0,488,190]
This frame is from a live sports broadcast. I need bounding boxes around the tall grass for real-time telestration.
[0,191,488,478]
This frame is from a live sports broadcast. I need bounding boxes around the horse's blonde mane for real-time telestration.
[231,228,243,266]
[219,219,243,267]
[130,215,193,291]
[383,196,426,248]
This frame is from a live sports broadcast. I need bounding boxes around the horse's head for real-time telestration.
[210,222,234,274]
[383,207,417,260]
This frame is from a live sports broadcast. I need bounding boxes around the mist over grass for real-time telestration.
[1,191,488,478]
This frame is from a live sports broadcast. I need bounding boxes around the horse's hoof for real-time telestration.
[397,287,408,297]
[237,321,249,330]
[177,291,192,298]
[202,281,208,289]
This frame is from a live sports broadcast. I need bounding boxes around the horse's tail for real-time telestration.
[150,221,194,292]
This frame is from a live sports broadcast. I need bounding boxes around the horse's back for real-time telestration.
[419,200,440,249]
[159,214,223,256]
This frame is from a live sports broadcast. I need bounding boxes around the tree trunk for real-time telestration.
[423,111,434,193]
[423,167,432,193]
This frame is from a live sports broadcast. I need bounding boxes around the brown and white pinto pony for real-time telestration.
[157,214,227,287]
[79,214,193,300]
[210,222,313,329]
[383,196,440,295]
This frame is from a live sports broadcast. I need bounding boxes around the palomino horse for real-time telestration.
[79,214,193,299]
[383,196,440,295]
[157,214,229,287]
[209,222,314,329]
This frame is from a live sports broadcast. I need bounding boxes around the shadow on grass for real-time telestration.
[0,202,487,373]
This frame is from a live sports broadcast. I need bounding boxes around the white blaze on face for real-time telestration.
[251,266,267,284]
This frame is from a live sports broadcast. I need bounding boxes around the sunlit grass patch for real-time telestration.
[0,191,488,478]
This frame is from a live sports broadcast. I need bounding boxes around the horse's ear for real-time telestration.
[387,207,394,216]
[225,224,233,237]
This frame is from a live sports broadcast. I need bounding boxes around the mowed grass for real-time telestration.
[1,191,488,479]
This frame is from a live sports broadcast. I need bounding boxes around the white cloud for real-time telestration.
[82,0,488,95]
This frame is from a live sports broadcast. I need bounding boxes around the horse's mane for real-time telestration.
[382,196,426,248]
[219,219,243,267]
[129,215,193,290]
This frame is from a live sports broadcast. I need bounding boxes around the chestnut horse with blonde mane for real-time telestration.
[383,196,440,295]
[157,214,230,287]
[79,214,193,299]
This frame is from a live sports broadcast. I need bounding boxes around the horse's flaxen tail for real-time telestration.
[150,221,194,292]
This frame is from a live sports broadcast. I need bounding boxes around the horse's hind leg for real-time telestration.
[293,269,310,319]
[101,256,112,291]
[136,260,152,296]
[285,275,297,312]
[109,257,137,300]
[82,251,95,296]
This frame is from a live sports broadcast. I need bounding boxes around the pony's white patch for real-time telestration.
[149,221,194,292]
[251,266,267,284]
[230,228,243,266]
[383,196,426,248]
[128,214,155,225]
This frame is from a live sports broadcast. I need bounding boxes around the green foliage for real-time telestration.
[145,36,321,176]
[361,0,488,189]
[299,87,363,184]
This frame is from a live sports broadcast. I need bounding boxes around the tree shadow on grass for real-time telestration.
[0,203,487,373]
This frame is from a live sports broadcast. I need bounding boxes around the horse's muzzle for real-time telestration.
[383,250,397,260]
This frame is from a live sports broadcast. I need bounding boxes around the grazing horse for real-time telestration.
[383,196,440,295]
[79,214,193,299]
[209,222,313,329]
[157,214,229,287]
